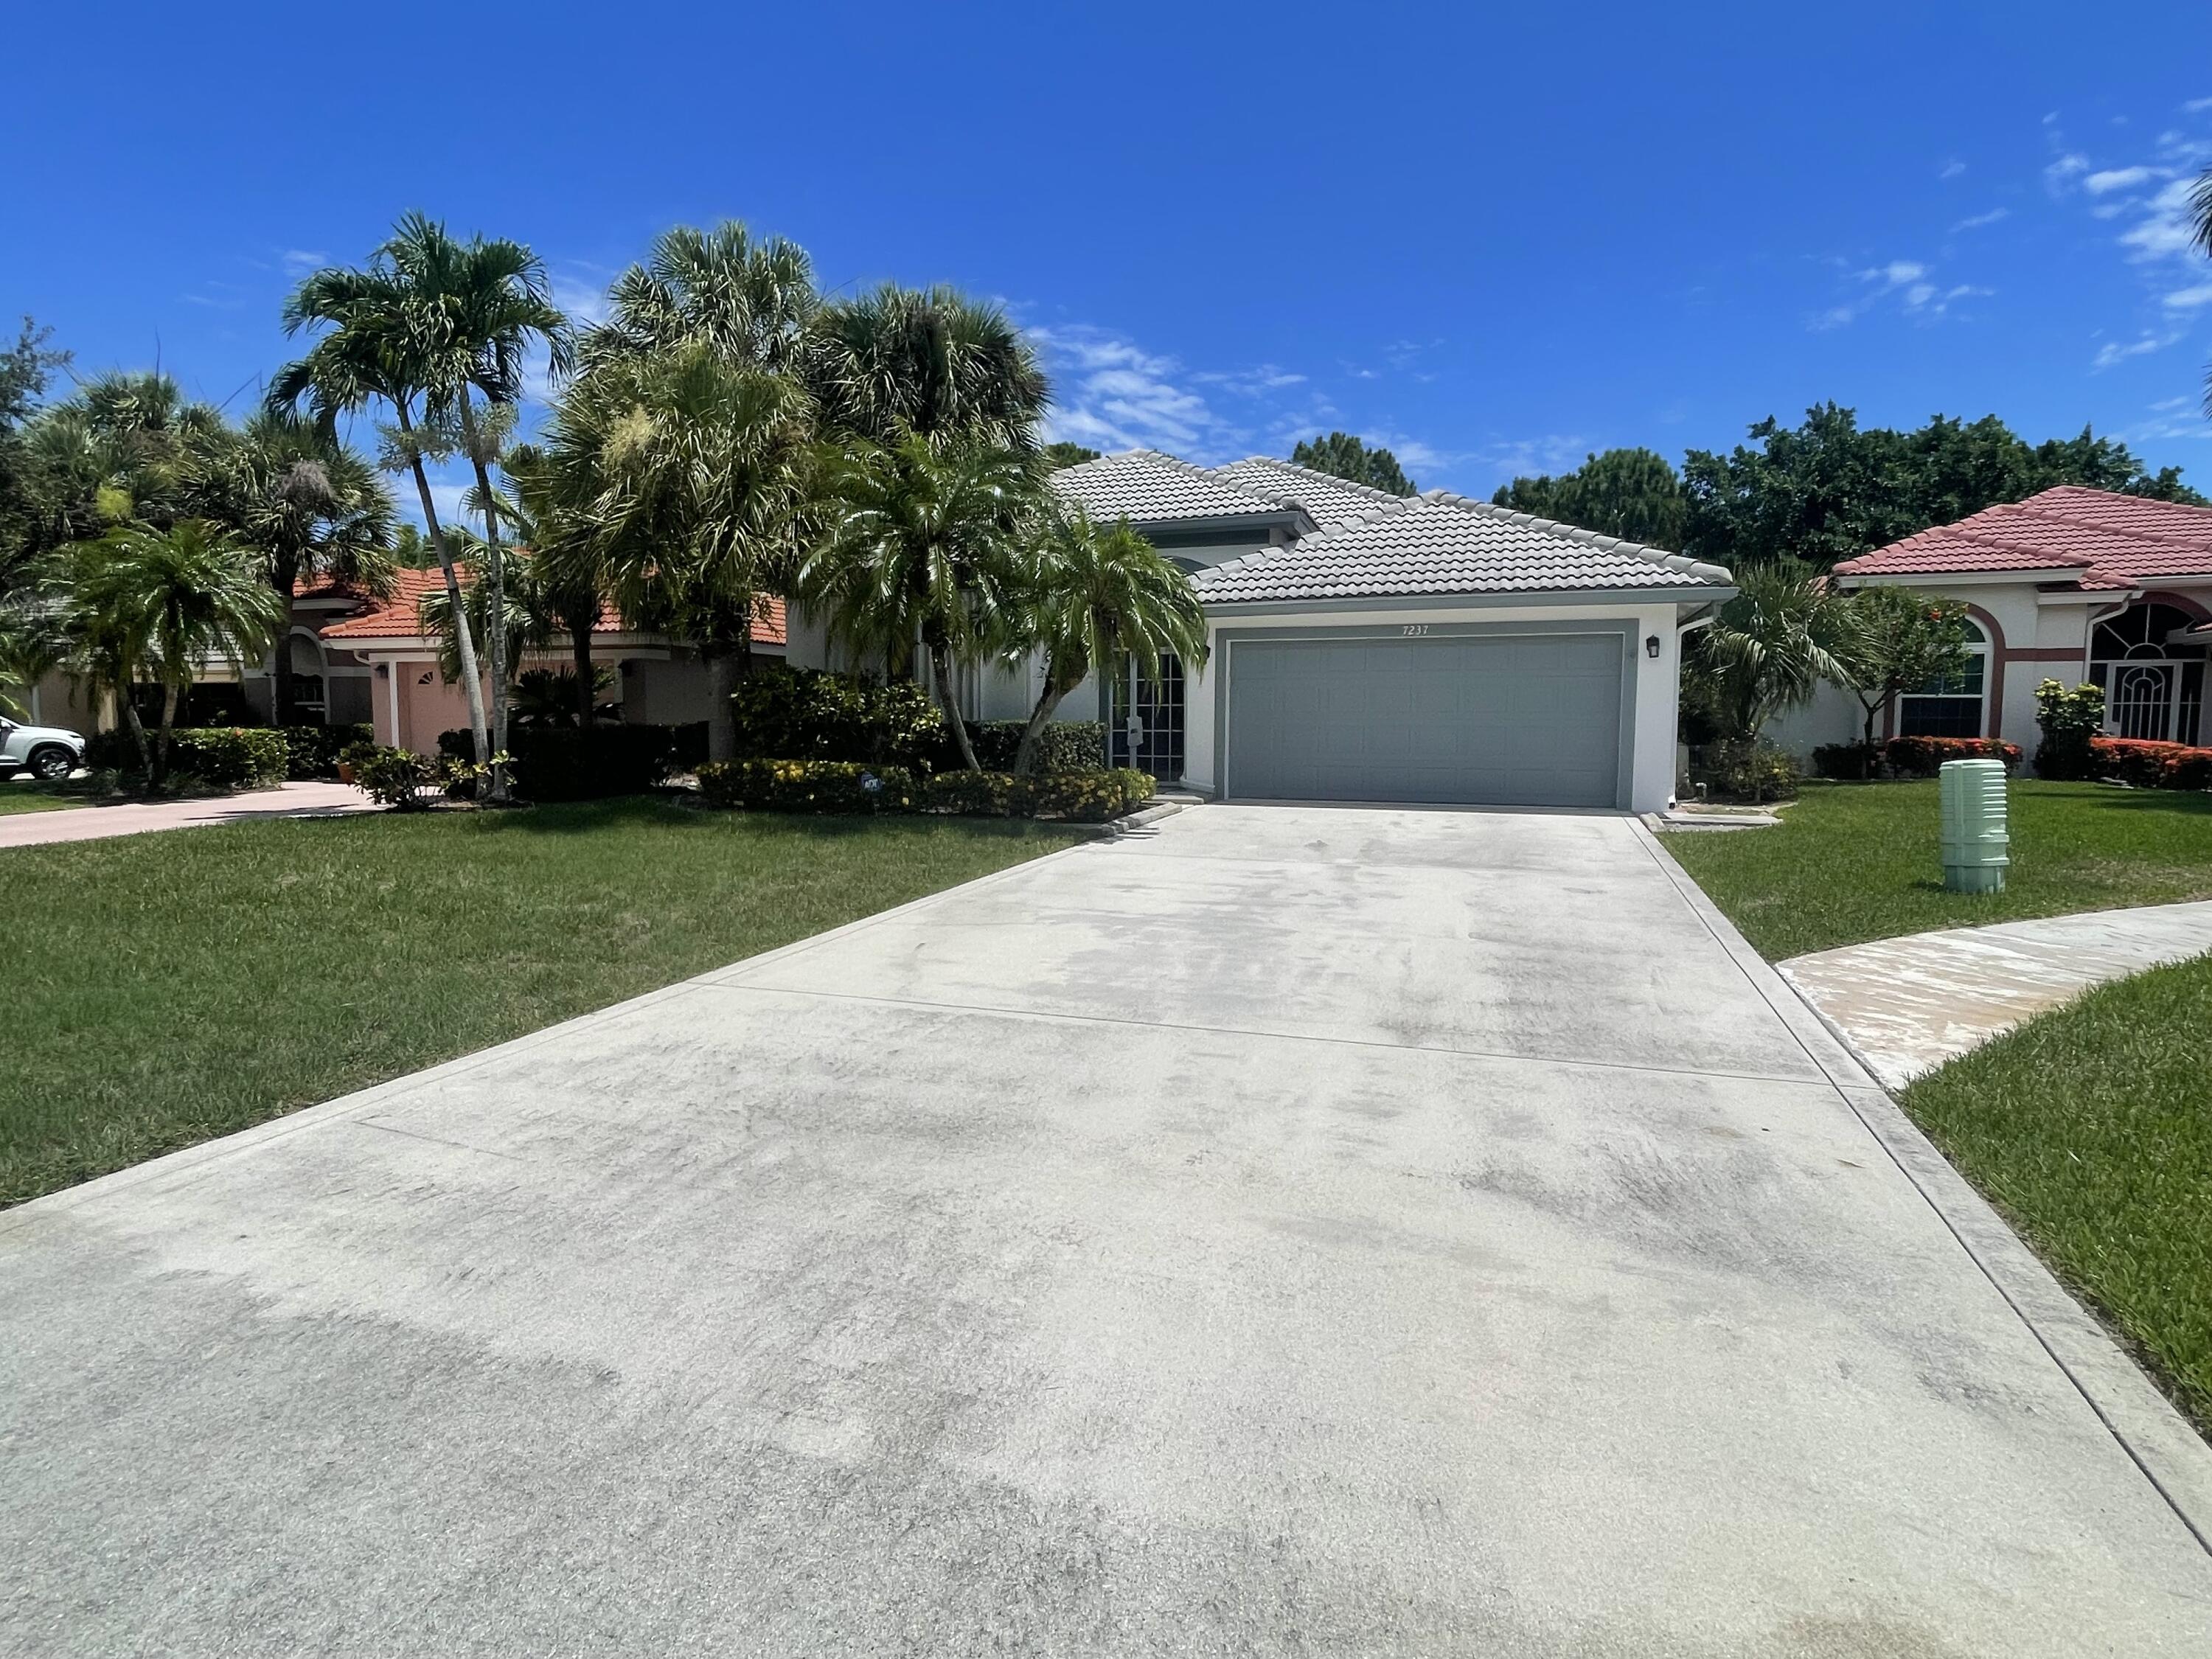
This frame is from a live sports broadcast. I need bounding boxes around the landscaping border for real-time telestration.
[1632,818,2212,1557]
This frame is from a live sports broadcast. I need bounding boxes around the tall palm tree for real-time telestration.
[546,339,818,761]
[1001,504,1208,774]
[583,221,818,378]
[807,284,1048,451]
[2193,167,2212,414]
[502,442,605,727]
[271,256,493,766]
[184,410,395,723]
[799,434,1035,771]
[52,520,285,782]
[1694,560,1848,738]
[372,213,572,798]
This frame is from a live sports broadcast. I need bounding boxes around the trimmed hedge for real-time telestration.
[85,726,288,788]
[1810,736,2023,780]
[2088,736,2212,791]
[697,759,1155,822]
[966,720,1109,774]
[729,664,945,770]
[438,725,677,801]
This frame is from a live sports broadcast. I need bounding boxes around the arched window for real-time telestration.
[2090,602,2206,743]
[1898,618,1988,738]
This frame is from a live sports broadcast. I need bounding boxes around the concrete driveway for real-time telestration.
[4,805,2208,1655]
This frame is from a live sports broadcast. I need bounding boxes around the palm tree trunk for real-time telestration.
[265,552,300,726]
[119,684,152,778]
[456,394,511,802]
[394,404,490,767]
[706,647,740,762]
[1013,658,1083,776]
[929,643,981,771]
[155,684,180,786]
[571,627,594,727]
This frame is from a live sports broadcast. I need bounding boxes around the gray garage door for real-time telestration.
[1225,632,1625,807]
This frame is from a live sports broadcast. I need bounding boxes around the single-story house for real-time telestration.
[989,451,1736,813]
[1770,486,2212,761]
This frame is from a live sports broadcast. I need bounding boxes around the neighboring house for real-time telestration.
[974,451,1734,813]
[1773,486,2212,762]
[312,574,787,751]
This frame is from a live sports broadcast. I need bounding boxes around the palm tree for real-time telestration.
[0,597,64,720]
[583,221,817,378]
[799,434,1036,771]
[1694,560,1848,738]
[502,442,605,727]
[184,410,395,723]
[807,284,1048,451]
[1001,504,1208,774]
[271,254,493,768]
[372,214,572,799]
[2193,167,2212,414]
[52,521,285,782]
[546,339,818,761]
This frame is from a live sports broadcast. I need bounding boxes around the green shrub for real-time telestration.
[1882,735,2021,776]
[2089,736,2212,790]
[2035,680,2107,780]
[437,725,678,801]
[1811,741,1881,780]
[166,727,290,789]
[966,720,1109,773]
[1693,738,1798,803]
[920,766,1155,821]
[279,723,374,781]
[349,745,477,810]
[728,664,947,769]
[695,759,918,813]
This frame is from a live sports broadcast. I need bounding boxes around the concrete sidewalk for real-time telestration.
[1781,900,2212,1090]
[3,807,2208,1655]
[0,780,372,849]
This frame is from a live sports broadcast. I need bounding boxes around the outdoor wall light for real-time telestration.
[1645,634,1662,658]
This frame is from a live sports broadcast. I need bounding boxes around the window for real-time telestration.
[2089,602,2206,744]
[1897,619,1987,738]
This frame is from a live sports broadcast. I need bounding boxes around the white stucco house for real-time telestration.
[1770,485,2212,762]
[952,451,1735,813]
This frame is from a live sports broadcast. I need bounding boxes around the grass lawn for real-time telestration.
[1901,953,2212,1435]
[0,779,83,815]
[1,799,1085,1206]
[1661,779,2212,959]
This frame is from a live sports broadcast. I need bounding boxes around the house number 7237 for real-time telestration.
[1401,623,1430,636]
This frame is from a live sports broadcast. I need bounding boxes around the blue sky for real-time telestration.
[7,0,2212,515]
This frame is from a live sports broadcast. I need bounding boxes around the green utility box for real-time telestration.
[1939,758,2009,894]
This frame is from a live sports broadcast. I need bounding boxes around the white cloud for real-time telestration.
[1030,326,1239,456]
[2119,177,2202,260]
[2091,329,2188,370]
[1939,158,1966,179]
[1812,259,1983,329]
[550,271,611,328]
[279,248,327,277]
[2163,282,2212,309]
[2185,96,2212,114]
[2045,152,2092,188]
[2084,165,2159,195]
[1950,207,2009,232]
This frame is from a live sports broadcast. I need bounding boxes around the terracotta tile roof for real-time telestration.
[1834,487,2212,585]
[316,569,786,647]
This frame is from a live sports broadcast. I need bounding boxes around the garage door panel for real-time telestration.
[1227,633,1624,808]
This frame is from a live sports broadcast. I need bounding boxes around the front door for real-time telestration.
[1110,653,1185,781]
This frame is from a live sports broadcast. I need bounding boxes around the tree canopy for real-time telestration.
[1042,442,1101,470]
[1677,404,2202,571]
[1492,448,1684,546]
[1290,432,1417,496]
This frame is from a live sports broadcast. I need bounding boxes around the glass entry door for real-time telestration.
[1110,652,1185,781]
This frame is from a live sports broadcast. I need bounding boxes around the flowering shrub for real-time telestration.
[2087,736,2212,790]
[695,759,918,813]
[2034,680,2107,779]
[352,745,484,810]
[1882,735,2022,776]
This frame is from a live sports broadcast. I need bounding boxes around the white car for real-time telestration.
[0,717,86,781]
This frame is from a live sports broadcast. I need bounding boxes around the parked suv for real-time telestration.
[0,717,86,781]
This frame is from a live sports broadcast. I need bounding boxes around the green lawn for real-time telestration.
[1662,779,2212,959]
[1,799,1084,1206]
[1902,953,2212,1435]
[0,779,82,814]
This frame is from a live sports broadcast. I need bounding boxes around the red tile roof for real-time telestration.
[1834,486,2212,585]
[316,570,787,647]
